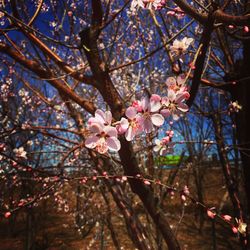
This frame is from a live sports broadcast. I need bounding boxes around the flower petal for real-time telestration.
[88,122,104,133]
[176,92,189,103]
[166,77,176,87]
[95,109,106,124]
[143,117,154,133]
[167,89,176,101]
[141,96,149,112]
[151,114,164,127]
[185,37,194,46]
[104,126,118,137]
[106,137,121,151]
[125,126,135,141]
[117,118,129,134]
[105,111,112,125]
[150,94,162,112]
[153,145,161,152]
[161,109,171,118]
[126,107,137,119]
[178,103,189,112]
[85,135,99,149]
[176,74,186,86]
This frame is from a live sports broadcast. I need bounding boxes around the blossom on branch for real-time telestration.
[116,107,143,141]
[153,137,174,155]
[85,110,120,154]
[170,37,194,57]
[13,147,27,159]
[161,89,189,120]
[138,95,165,133]
[166,74,188,93]
[87,109,112,127]
[130,0,166,12]
[229,101,242,113]
[154,130,175,155]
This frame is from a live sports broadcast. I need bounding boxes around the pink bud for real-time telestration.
[4,212,11,218]
[222,215,232,222]
[18,201,24,207]
[12,162,18,167]
[189,63,196,70]
[232,226,238,234]
[207,209,216,219]
[122,176,127,181]
[167,11,175,16]
[143,180,151,185]
[244,26,249,33]
[228,25,234,29]
[181,194,186,201]
[0,144,5,151]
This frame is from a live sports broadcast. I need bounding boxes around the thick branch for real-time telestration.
[186,17,214,107]
[80,3,181,246]
[173,0,250,25]
[92,0,103,27]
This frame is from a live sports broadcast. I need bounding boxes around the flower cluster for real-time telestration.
[229,101,242,113]
[131,0,166,12]
[167,7,185,19]
[170,37,194,58]
[85,110,121,154]
[85,76,190,154]
[13,147,27,159]
[154,130,175,155]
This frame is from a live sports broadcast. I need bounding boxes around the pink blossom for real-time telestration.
[144,0,166,10]
[153,137,174,155]
[181,194,186,201]
[139,95,164,133]
[87,109,112,127]
[166,74,188,93]
[13,147,27,159]
[132,100,143,112]
[131,0,166,11]
[161,89,189,120]
[85,110,120,154]
[170,37,194,57]
[117,107,143,141]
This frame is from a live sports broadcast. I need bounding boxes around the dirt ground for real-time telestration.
[0,167,244,250]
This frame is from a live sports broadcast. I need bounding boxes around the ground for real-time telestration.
[0,167,244,250]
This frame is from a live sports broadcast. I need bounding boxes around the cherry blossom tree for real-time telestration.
[0,0,250,249]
